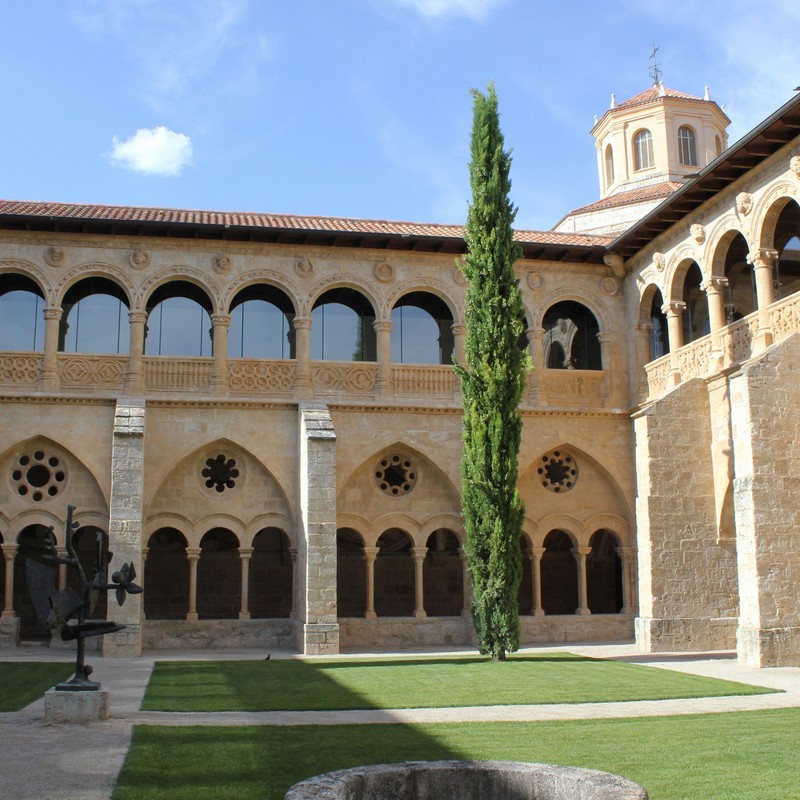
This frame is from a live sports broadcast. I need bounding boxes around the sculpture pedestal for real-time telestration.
[44,689,109,723]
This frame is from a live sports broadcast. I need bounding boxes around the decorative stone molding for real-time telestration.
[736,192,753,217]
[295,258,314,278]
[700,276,729,294]
[374,454,417,496]
[374,261,395,283]
[213,255,231,275]
[661,300,686,317]
[690,223,705,244]
[527,271,544,289]
[600,276,619,296]
[602,253,625,278]
[537,449,578,493]
[44,246,65,268]
[746,248,778,270]
[129,249,150,270]
[791,155,800,179]
[452,265,467,287]
[652,252,665,272]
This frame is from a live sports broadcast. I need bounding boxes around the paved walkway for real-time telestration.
[2,642,799,799]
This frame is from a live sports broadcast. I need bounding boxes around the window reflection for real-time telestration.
[145,282,213,357]
[391,292,453,364]
[311,289,376,361]
[228,286,295,359]
[0,276,44,351]
[59,278,130,354]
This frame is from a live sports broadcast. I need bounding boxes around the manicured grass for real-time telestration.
[112,707,800,800]
[0,662,73,711]
[141,653,777,712]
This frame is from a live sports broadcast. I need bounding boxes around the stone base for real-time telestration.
[143,619,294,650]
[737,624,800,667]
[635,615,737,653]
[102,623,142,657]
[0,616,19,648]
[44,689,109,723]
[300,622,339,655]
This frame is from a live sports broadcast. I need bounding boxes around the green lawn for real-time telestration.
[112,707,800,800]
[141,653,777,712]
[0,662,73,711]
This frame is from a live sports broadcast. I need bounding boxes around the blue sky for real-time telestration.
[3,0,799,231]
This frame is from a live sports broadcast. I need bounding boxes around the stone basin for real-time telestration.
[284,760,649,799]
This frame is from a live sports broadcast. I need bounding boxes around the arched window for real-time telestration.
[681,263,709,344]
[678,126,697,167]
[649,289,669,360]
[144,528,189,619]
[586,530,623,614]
[337,528,366,617]
[311,288,376,361]
[773,200,800,300]
[721,233,756,321]
[374,528,414,617]
[196,528,240,619]
[145,281,213,357]
[423,529,462,616]
[0,275,45,351]
[228,285,295,359]
[633,129,654,171]
[542,301,602,370]
[59,278,130,354]
[604,144,614,186]
[390,292,454,364]
[249,528,293,618]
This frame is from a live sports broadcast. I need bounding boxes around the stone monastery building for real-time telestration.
[1,81,799,668]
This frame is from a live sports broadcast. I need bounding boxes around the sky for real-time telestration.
[3,0,800,232]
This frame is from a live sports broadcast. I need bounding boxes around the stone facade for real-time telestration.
[0,85,799,666]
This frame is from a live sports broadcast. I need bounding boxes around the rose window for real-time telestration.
[537,450,578,493]
[202,455,239,493]
[12,450,66,502]
[375,455,416,496]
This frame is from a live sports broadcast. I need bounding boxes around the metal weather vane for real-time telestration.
[649,43,663,86]
[25,504,142,690]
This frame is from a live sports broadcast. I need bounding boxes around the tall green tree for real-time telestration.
[456,84,528,661]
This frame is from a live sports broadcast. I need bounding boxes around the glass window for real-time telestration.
[59,279,130,354]
[390,292,453,364]
[228,286,295,359]
[145,282,213,357]
[633,129,654,171]
[678,126,697,166]
[311,288,375,361]
[0,276,44,351]
[542,301,602,370]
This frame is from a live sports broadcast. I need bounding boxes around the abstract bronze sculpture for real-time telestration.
[26,504,142,690]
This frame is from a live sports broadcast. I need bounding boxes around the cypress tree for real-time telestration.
[456,84,528,661]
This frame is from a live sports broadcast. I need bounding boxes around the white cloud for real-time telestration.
[389,0,506,21]
[109,127,194,176]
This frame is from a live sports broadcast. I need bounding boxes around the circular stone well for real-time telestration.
[284,760,648,799]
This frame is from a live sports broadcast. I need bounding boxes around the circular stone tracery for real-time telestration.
[202,454,240,493]
[375,454,417,496]
[12,450,66,502]
[537,449,578,493]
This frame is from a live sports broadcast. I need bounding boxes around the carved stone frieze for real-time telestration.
[0,355,41,385]
[527,272,544,290]
[374,262,395,283]
[791,155,800,180]
[129,250,151,270]
[600,277,619,296]
[313,364,375,394]
[44,247,65,268]
[690,224,705,244]
[736,192,753,217]
[59,356,126,387]
[652,252,665,272]
[213,255,231,275]
[228,361,295,392]
[295,258,314,278]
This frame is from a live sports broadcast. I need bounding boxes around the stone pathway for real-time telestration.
[2,643,799,799]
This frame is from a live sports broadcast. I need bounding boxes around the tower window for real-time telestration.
[633,129,654,171]
[678,126,698,166]
[604,144,614,186]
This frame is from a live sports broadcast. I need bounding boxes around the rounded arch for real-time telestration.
[145,514,194,548]
[227,281,297,360]
[371,513,422,547]
[534,515,581,548]
[10,510,63,545]
[194,514,246,544]
[337,526,367,618]
[374,526,414,617]
[221,271,302,318]
[306,275,381,319]
[632,128,654,171]
[54,263,134,309]
[144,527,189,620]
[244,513,294,548]
[534,288,609,332]
[58,275,131,354]
[587,528,623,614]
[249,526,293,618]
[384,279,461,324]
[0,260,51,302]
[0,272,47,351]
[583,513,631,547]
[196,526,241,619]
[677,125,698,166]
[542,300,602,370]
[753,184,800,249]
[420,514,465,545]
[140,269,219,313]
[540,528,578,615]
[423,528,463,616]
[389,289,456,365]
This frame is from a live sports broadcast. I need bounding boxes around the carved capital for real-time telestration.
[44,306,63,321]
[293,316,312,331]
[526,327,544,343]
[572,546,592,558]
[747,248,778,270]
[373,320,392,333]
[128,311,148,325]
[211,313,231,328]
[602,253,625,278]
[661,300,686,317]
[362,546,380,562]
[700,276,729,294]
[411,546,428,562]
[186,547,201,560]
[450,323,466,337]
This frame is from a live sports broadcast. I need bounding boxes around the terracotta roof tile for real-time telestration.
[619,85,703,108]
[565,182,683,215]
[0,199,613,248]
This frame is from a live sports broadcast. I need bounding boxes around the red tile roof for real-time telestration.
[0,199,613,248]
[565,182,683,216]
[619,85,703,108]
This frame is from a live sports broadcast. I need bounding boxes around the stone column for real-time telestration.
[411,547,427,619]
[210,314,231,396]
[141,549,148,620]
[373,320,392,399]
[662,301,686,386]
[2,545,17,618]
[572,546,592,616]
[40,306,62,390]
[634,322,653,400]
[294,317,313,400]
[616,546,636,614]
[363,546,379,619]
[526,327,544,404]
[297,403,339,654]
[702,277,729,370]
[595,331,614,405]
[451,323,466,366]
[289,547,298,619]
[103,399,146,656]
[186,548,200,622]
[125,311,147,394]
[459,548,471,617]
[531,546,545,617]
[239,548,252,621]
[748,248,777,351]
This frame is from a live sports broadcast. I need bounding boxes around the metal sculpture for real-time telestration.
[25,504,142,691]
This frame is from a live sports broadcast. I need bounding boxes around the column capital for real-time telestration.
[362,546,380,561]
[210,313,231,327]
[700,276,729,294]
[616,546,636,559]
[1,544,18,559]
[411,546,428,561]
[186,547,201,559]
[661,300,686,317]
[571,546,592,557]
[128,311,148,325]
[43,306,62,321]
[450,323,466,336]
[526,326,544,343]
[239,548,253,560]
[531,546,546,559]
[293,316,312,331]
[747,248,778,270]
[373,319,392,333]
